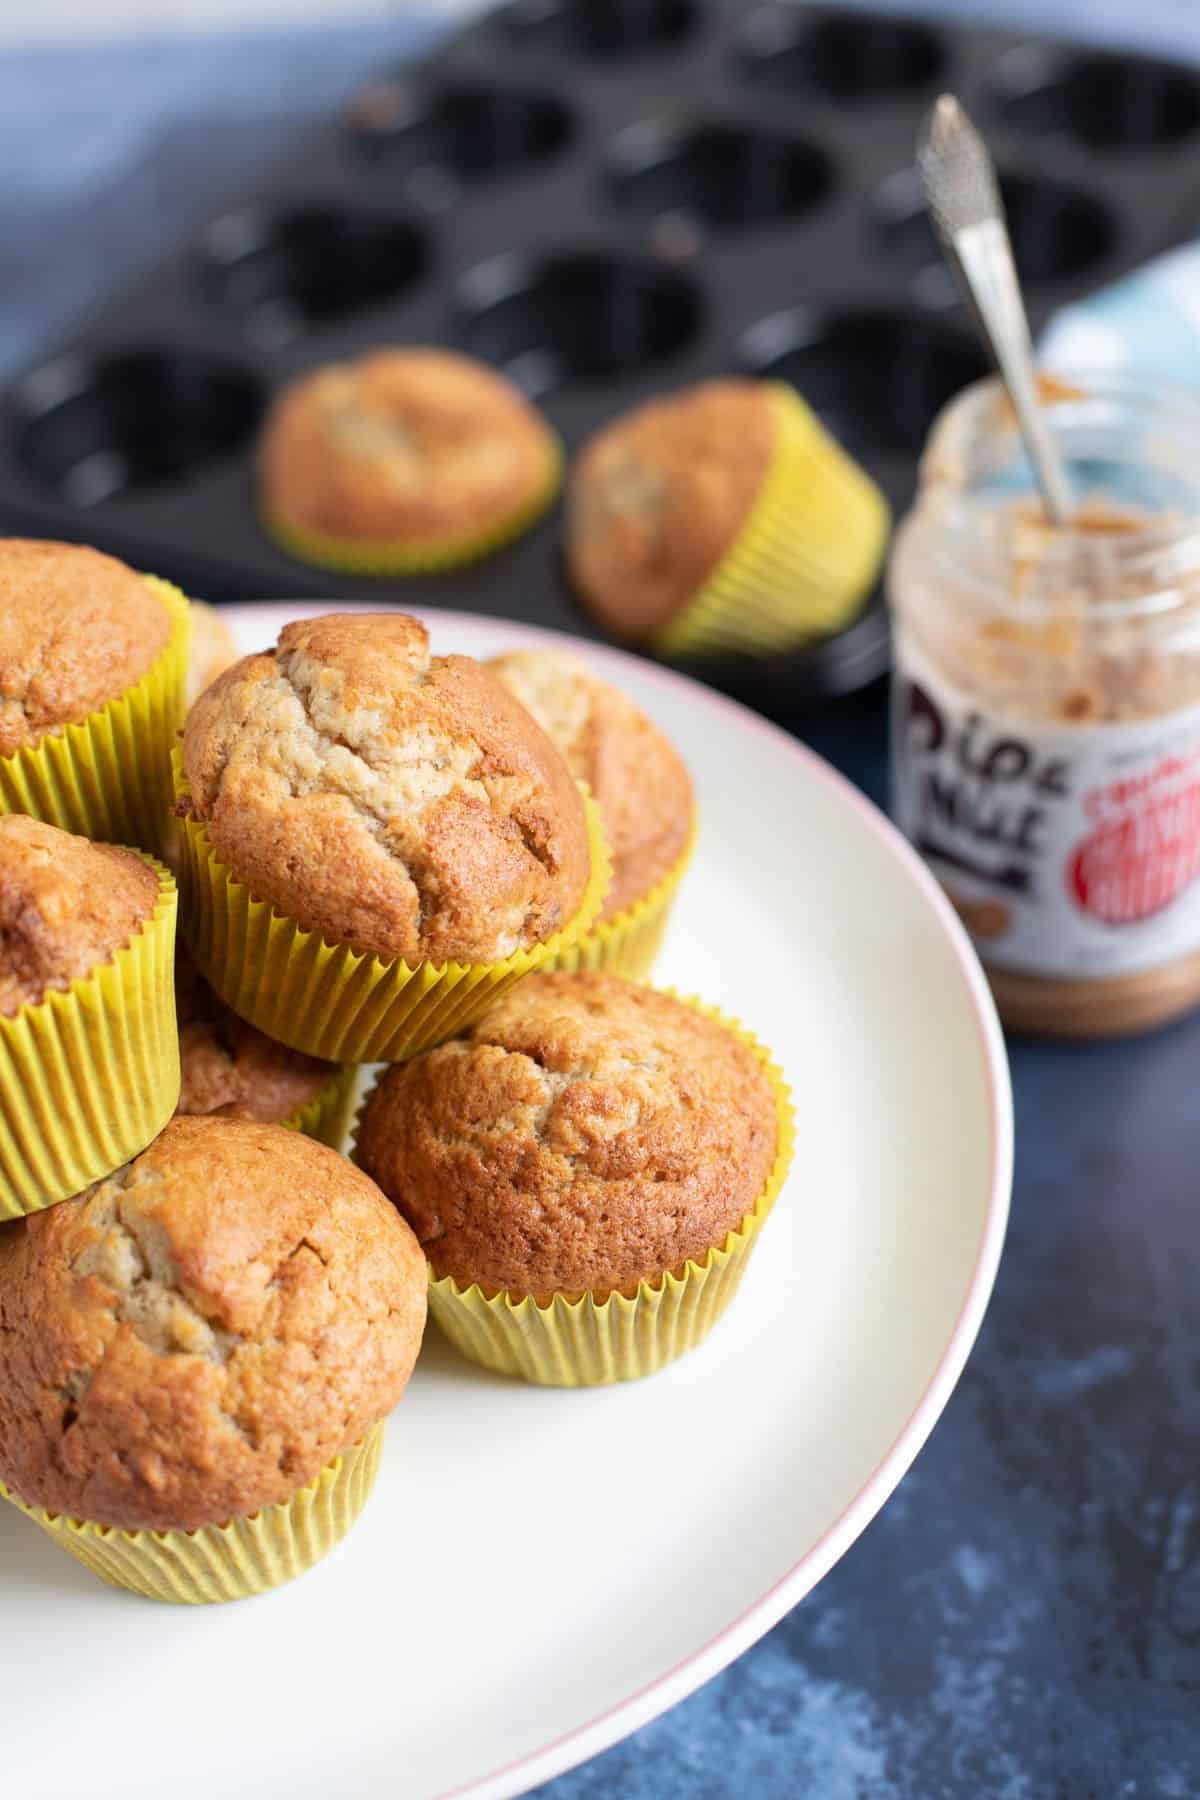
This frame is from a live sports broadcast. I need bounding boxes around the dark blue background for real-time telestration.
[4,7,1200,1793]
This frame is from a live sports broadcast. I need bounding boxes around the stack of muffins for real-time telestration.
[0,537,793,1606]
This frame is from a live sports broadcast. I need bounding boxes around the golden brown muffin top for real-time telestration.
[0,539,172,756]
[181,611,591,965]
[259,348,559,544]
[186,599,240,708]
[566,379,776,642]
[0,814,160,1019]
[357,971,779,1303]
[0,1115,427,1532]
[490,649,693,921]
[175,951,337,1123]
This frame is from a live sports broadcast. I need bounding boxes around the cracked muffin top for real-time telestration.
[180,610,591,965]
[0,539,173,757]
[258,348,560,545]
[490,649,693,921]
[0,1114,427,1532]
[565,380,776,643]
[175,951,337,1123]
[356,971,780,1303]
[0,815,160,1019]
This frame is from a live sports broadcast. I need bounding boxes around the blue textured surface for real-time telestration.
[5,6,1200,1796]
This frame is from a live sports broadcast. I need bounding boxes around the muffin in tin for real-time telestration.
[259,348,562,574]
[0,814,178,1219]
[566,379,889,659]
[0,1114,427,1603]
[490,648,695,976]
[0,538,190,849]
[356,970,793,1385]
[186,601,240,708]
[174,611,606,1062]
[175,952,353,1146]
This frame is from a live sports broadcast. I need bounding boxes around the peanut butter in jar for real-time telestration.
[889,372,1200,1039]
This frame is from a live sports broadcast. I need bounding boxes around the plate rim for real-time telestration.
[220,601,1014,1800]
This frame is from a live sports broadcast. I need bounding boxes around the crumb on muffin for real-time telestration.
[490,648,693,920]
[356,970,779,1303]
[0,814,159,1019]
[0,1114,427,1531]
[180,610,591,964]
[566,380,777,643]
[258,348,560,548]
[0,539,172,756]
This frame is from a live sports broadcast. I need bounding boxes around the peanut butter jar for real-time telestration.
[889,372,1200,1039]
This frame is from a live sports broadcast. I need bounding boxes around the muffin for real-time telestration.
[174,611,608,1062]
[258,348,562,574]
[186,600,239,707]
[0,814,178,1219]
[0,538,191,849]
[490,648,695,977]
[175,952,354,1147]
[355,971,794,1385]
[0,1115,427,1603]
[566,379,890,659]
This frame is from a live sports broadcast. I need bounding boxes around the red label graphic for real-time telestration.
[1070,778,1200,925]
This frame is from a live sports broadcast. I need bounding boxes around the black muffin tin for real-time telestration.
[4,2,1200,712]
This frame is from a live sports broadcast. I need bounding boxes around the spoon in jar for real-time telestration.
[918,93,1074,527]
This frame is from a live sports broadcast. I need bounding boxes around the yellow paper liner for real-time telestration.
[173,748,611,1063]
[0,576,191,854]
[650,385,891,661]
[538,809,697,982]
[0,858,180,1220]
[354,996,795,1387]
[284,1062,358,1149]
[0,1423,383,1605]
[261,436,564,576]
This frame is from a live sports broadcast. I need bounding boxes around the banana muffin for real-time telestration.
[357,971,782,1304]
[0,539,173,755]
[259,348,561,572]
[0,1114,427,1539]
[0,813,160,1018]
[180,610,592,966]
[175,951,343,1128]
[490,649,693,923]
[186,600,239,708]
[566,378,889,656]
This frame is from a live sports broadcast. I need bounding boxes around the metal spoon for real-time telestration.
[918,93,1074,526]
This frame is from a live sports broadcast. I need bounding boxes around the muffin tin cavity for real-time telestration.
[738,308,988,460]
[347,78,573,186]
[14,350,264,505]
[989,47,1200,150]
[605,120,833,229]
[736,5,946,100]
[875,168,1116,305]
[198,206,431,341]
[496,0,696,59]
[456,252,703,394]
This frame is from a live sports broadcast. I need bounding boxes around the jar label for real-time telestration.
[892,631,1200,978]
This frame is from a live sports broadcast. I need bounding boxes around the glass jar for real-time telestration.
[889,371,1200,1038]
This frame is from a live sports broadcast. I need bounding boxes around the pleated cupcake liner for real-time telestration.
[0,858,180,1219]
[260,436,564,576]
[354,996,795,1387]
[538,810,697,982]
[0,576,191,855]
[173,748,611,1063]
[284,1062,359,1150]
[650,385,891,661]
[0,1423,384,1605]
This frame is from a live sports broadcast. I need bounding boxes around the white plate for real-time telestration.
[2,605,1011,1800]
